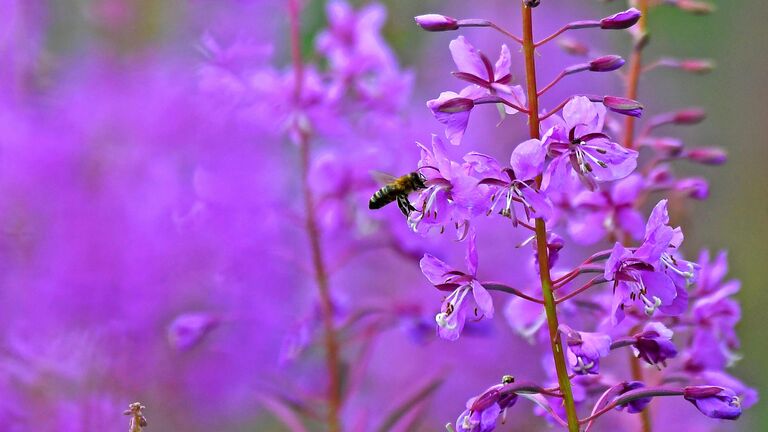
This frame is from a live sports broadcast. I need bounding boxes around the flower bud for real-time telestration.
[638,137,683,156]
[600,8,642,29]
[680,59,715,73]
[414,14,459,32]
[676,177,709,200]
[684,386,742,420]
[673,108,707,125]
[589,55,625,72]
[435,97,474,113]
[602,96,643,117]
[686,147,727,165]
[674,0,716,15]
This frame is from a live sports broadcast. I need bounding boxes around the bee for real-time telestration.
[368,171,427,216]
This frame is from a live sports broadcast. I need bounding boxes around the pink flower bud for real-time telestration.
[414,14,459,31]
[603,96,643,117]
[687,148,727,165]
[589,55,625,72]
[673,108,707,125]
[436,97,474,113]
[680,59,715,73]
[600,8,642,29]
[674,0,716,15]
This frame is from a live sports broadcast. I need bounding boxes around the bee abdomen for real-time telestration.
[369,185,397,209]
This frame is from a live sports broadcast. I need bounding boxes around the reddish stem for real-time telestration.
[521,4,580,431]
[289,1,342,430]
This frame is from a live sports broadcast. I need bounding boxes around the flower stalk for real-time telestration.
[623,0,649,150]
[521,3,580,431]
[289,0,342,430]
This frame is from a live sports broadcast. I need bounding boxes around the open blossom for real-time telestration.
[561,325,611,375]
[408,135,485,236]
[428,36,526,145]
[542,96,638,191]
[566,174,645,244]
[478,139,552,225]
[684,251,742,371]
[604,201,686,324]
[420,230,493,340]
[631,322,677,367]
[456,378,518,432]
[613,381,653,414]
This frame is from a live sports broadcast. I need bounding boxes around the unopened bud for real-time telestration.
[686,148,727,165]
[675,0,716,15]
[676,177,709,200]
[589,55,625,72]
[680,59,715,73]
[414,14,459,32]
[436,97,474,113]
[673,108,707,125]
[600,8,642,29]
[603,96,643,117]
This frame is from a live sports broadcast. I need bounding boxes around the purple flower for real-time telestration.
[683,386,742,420]
[566,174,645,244]
[602,96,644,117]
[408,135,487,236]
[588,55,626,72]
[684,251,742,371]
[428,36,526,145]
[600,8,642,30]
[420,230,493,340]
[478,139,552,225]
[631,322,677,367]
[614,381,652,414]
[560,325,611,375]
[456,379,518,432]
[427,90,478,146]
[604,202,687,324]
[542,96,638,191]
[414,14,459,32]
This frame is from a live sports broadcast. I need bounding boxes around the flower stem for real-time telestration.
[623,0,649,150]
[622,1,654,429]
[289,1,342,431]
[520,4,579,431]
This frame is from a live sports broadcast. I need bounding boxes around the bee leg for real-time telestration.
[396,195,415,216]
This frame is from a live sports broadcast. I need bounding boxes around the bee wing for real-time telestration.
[370,170,397,185]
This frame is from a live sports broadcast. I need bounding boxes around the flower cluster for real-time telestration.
[405,1,756,430]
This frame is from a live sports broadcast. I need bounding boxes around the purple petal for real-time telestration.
[510,138,546,180]
[420,253,454,285]
[449,36,488,80]
[472,280,494,318]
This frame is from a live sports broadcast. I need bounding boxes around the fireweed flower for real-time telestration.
[420,230,493,340]
[566,174,645,244]
[683,251,742,371]
[683,386,742,420]
[604,201,686,324]
[612,381,653,414]
[541,96,638,191]
[560,325,611,375]
[408,135,485,236]
[478,139,552,225]
[428,36,526,145]
[456,377,518,432]
[631,322,678,367]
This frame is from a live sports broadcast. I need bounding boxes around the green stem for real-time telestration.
[520,4,579,431]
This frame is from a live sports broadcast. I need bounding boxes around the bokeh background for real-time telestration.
[0,0,765,430]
